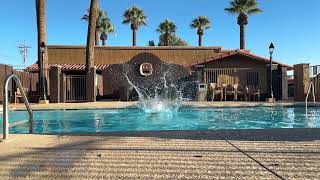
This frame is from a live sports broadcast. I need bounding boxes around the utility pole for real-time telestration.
[17,41,31,69]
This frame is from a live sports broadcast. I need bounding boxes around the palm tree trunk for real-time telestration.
[240,24,245,49]
[95,30,99,46]
[102,40,106,46]
[85,0,98,74]
[165,33,169,46]
[132,29,137,46]
[36,0,49,97]
[198,34,202,47]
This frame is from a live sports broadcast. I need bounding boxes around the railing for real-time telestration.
[310,65,320,78]
[65,75,86,102]
[305,81,316,113]
[204,68,267,93]
[2,74,33,140]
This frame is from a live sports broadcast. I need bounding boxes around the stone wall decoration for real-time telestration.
[140,63,153,76]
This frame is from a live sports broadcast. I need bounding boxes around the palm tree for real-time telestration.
[122,6,147,46]
[99,18,115,46]
[190,16,211,47]
[225,0,262,49]
[82,8,108,45]
[156,19,176,46]
[85,0,98,74]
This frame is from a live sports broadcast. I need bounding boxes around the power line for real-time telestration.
[17,41,31,69]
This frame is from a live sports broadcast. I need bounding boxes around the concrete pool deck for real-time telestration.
[10,101,320,111]
[1,129,320,179]
[2,102,320,179]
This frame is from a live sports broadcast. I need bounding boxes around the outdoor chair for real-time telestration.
[234,84,247,101]
[209,83,223,101]
[223,84,236,101]
[15,88,28,105]
[246,85,260,101]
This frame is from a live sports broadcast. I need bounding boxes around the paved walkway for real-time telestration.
[1,129,320,179]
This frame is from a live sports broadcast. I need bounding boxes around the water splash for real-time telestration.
[124,73,183,113]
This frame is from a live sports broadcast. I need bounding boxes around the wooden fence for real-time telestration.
[0,64,39,103]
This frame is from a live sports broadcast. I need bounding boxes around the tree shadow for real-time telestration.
[49,128,320,142]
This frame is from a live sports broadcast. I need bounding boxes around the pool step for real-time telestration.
[9,120,28,127]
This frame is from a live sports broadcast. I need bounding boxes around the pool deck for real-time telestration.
[2,102,320,179]
[1,129,320,179]
[10,101,320,111]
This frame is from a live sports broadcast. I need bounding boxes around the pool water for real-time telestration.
[1,107,320,134]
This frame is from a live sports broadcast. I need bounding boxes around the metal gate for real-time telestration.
[65,75,86,102]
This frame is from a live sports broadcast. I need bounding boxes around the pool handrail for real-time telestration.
[305,81,316,113]
[2,74,33,140]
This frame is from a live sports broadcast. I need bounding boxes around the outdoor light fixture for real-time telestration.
[39,41,48,103]
[269,42,274,101]
[269,43,274,55]
[40,42,46,53]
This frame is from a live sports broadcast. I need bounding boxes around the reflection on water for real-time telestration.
[1,107,320,134]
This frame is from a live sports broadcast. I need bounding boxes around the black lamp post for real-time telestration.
[40,42,47,101]
[269,43,275,101]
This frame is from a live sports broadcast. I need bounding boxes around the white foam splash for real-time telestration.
[125,73,183,113]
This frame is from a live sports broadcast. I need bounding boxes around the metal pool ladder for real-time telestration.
[2,74,33,140]
[305,81,316,113]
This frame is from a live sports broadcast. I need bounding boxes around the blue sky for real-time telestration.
[0,0,319,67]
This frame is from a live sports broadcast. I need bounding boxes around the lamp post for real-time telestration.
[40,42,47,101]
[269,43,275,101]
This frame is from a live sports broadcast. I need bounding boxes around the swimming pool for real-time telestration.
[1,107,320,134]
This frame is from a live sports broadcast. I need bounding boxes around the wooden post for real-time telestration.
[49,65,61,103]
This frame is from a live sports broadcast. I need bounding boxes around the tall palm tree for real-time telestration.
[225,0,262,49]
[85,0,98,74]
[156,19,176,46]
[122,6,147,46]
[99,18,115,46]
[82,8,108,46]
[190,16,211,47]
[35,0,48,96]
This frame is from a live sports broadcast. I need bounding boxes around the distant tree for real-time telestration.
[82,8,114,45]
[100,19,115,46]
[190,16,211,46]
[156,19,176,46]
[225,0,262,49]
[85,0,98,73]
[122,6,147,46]
[148,40,155,46]
[158,34,188,46]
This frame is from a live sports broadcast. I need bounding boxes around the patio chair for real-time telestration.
[234,84,247,101]
[246,85,260,101]
[223,84,236,101]
[15,88,28,105]
[209,83,223,101]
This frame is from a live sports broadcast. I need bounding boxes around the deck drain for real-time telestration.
[193,155,203,158]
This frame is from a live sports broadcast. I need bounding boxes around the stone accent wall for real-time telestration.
[102,53,191,100]
[294,64,310,102]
